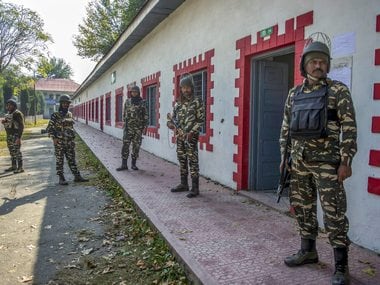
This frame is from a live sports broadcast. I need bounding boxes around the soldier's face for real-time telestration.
[131,91,139,97]
[305,58,328,79]
[181,85,192,97]
[6,103,15,113]
[61,102,70,108]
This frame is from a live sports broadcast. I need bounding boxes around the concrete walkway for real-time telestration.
[75,122,380,285]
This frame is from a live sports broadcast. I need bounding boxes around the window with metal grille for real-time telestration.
[192,70,207,134]
[146,84,157,127]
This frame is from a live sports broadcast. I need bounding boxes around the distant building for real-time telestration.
[36,79,79,118]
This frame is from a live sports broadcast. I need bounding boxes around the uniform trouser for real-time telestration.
[290,159,350,248]
[54,139,79,176]
[121,128,143,160]
[7,134,22,161]
[176,137,199,179]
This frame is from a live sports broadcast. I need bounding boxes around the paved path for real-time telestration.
[0,128,107,284]
[75,122,380,285]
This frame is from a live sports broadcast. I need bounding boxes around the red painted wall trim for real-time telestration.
[374,83,380,100]
[375,49,380,66]
[141,71,161,139]
[369,150,380,167]
[368,177,380,195]
[233,11,313,190]
[372,116,380,133]
[172,49,215,152]
[367,16,380,196]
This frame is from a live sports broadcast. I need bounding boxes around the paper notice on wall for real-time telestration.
[331,32,355,58]
[329,56,353,90]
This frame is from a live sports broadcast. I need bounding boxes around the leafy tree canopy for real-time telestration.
[37,57,73,79]
[73,0,145,61]
[0,0,52,74]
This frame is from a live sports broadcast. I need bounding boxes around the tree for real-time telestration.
[0,1,51,74]
[73,0,145,61]
[0,65,21,110]
[37,57,73,79]
[0,64,44,116]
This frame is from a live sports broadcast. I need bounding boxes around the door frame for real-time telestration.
[249,46,294,190]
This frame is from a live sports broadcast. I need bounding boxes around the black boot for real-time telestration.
[332,247,349,285]
[171,176,189,192]
[116,159,128,171]
[131,158,138,170]
[5,159,17,172]
[284,238,319,267]
[59,174,68,185]
[14,160,24,174]
[187,177,199,198]
[74,174,89,182]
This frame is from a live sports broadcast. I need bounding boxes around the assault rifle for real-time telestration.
[167,113,189,146]
[276,136,291,203]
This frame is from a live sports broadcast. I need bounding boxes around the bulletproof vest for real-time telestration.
[290,86,328,139]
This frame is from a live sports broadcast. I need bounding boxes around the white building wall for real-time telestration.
[75,0,380,252]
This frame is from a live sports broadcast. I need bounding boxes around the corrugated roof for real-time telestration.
[36,78,80,93]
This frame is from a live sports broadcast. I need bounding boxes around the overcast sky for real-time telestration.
[7,0,96,84]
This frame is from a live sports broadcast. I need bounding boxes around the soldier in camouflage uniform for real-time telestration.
[167,74,204,198]
[1,98,25,173]
[46,94,89,185]
[279,33,357,285]
[116,86,148,171]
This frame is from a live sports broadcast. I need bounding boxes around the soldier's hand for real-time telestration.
[15,138,21,145]
[337,165,352,183]
[53,138,58,145]
[279,159,291,173]
[279,160,284,173]
[167,122,175,130]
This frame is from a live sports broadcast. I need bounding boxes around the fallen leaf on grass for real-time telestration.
[136,260,147,270]
[101,267,114,274]
[165,261,175,268]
